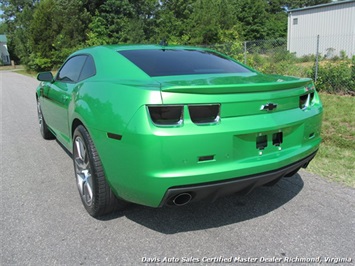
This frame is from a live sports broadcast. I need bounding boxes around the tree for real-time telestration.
[273,0,332,11]
[0,22,7,34]
[1,0,334,70]
[235,0,269,40]
[0,0,38,63]
[27,0,90,70]
[152,0,193,43]
[186,0,242,45]
[86,0,155,45]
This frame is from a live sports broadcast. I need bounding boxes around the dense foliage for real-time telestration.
[0,0,332,71]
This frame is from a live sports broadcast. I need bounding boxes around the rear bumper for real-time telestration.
[159,150,317,207]
[93,97,322,207]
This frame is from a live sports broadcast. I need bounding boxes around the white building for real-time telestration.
[287,0,355,58]
[0,35,11,65]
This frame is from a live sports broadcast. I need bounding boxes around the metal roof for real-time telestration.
[0,35,7,43]
[288,0,355,13]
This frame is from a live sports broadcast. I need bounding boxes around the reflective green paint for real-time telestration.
[36,45,323,207]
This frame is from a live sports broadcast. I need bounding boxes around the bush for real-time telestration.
[272,49,297,63]
[314,60,355,95]
[299,54,316,63]
[26,46,80,72]
[27,53,53,72]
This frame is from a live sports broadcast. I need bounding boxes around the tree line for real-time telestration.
[0,0,331,71]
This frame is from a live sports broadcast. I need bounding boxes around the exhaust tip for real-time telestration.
[172,193,192,206]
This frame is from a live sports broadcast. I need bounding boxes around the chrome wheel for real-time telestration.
[37,101,43,128]
[73,125,127,216]
[74,136,93,206]
[36,99,54,139]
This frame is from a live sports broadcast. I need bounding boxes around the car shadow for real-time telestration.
[99,173,304,234]
[53,134,304,232]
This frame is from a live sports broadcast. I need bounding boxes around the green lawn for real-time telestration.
[307,93,355,187]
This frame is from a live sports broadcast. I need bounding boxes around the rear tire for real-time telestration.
[73,125,127,217]
[36,99,55,140]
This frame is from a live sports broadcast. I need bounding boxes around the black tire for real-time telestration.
[36,99,55,140]
[73,125,127,217]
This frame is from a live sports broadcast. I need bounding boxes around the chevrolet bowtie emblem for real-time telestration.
[260,103,278,111]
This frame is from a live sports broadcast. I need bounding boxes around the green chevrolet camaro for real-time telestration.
[36,44,323,217]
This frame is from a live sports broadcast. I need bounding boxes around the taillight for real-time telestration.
[299,92,315,110]
[148,105,183,126]
[188,104,220,124]
[299,94,308,110]
[310,92,315,103]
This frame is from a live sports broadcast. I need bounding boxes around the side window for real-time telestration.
[78,55,96,82]
[57,55,87,83]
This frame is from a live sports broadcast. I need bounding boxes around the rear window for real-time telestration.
[118,49,251,77]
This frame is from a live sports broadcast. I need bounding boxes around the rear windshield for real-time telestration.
[118,49,252,77]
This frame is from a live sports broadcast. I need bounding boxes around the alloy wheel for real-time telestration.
[74,136,93,206]
[37,101,43,128]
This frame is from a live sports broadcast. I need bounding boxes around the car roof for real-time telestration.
[73,44,208,55]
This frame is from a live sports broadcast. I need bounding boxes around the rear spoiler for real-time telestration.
[160,78,313,94]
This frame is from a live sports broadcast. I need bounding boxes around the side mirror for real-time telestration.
[37,72,54,82]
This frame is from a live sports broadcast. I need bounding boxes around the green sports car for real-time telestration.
[36,44,322,217]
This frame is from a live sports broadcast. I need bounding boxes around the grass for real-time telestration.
[16,69,37,77]
[307,93,355,187]
[0,65,38,77]
[0,64,24,71]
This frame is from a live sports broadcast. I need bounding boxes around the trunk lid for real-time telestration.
[154,73,314,117]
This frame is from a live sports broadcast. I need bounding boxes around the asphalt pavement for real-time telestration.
[1,71,354,265]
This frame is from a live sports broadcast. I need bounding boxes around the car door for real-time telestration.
[41,55,88,146]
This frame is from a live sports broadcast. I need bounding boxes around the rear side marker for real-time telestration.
[107,133,122,141]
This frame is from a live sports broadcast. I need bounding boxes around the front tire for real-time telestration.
[36,99,55,140]
[73,125,126,217]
